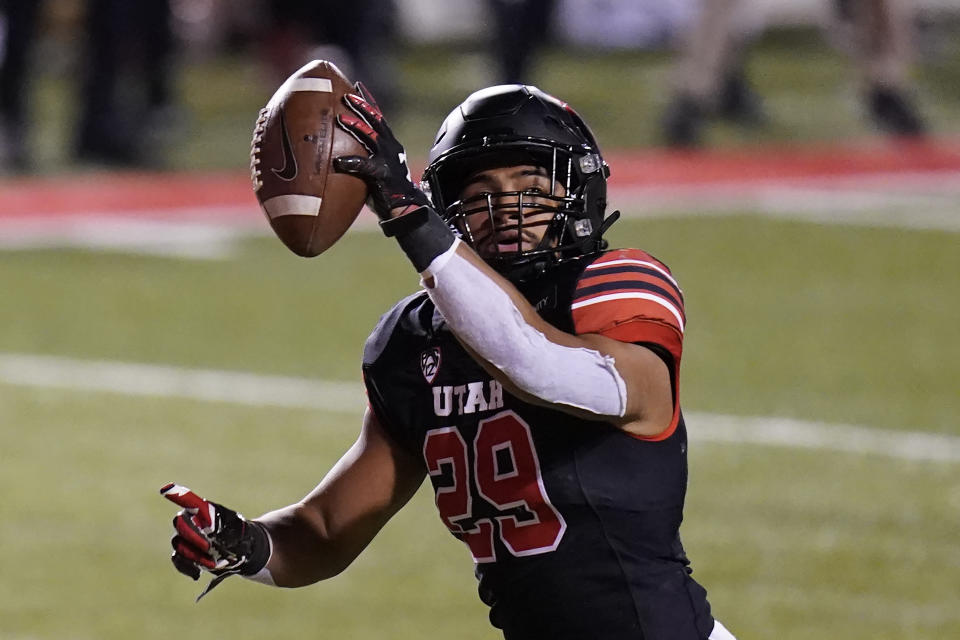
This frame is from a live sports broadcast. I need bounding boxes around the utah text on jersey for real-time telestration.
[433,379,505,417]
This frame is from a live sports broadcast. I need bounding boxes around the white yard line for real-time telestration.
[0,217,258,259]
[683,412,960,463]
[2,353,958,464]
[0,353,365,413]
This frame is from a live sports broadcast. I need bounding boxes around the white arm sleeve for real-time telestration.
[422,241,627,417]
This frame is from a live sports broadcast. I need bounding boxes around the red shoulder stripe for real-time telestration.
[577,264,684,308]
[583,253,681,292]
[572,291,685,333]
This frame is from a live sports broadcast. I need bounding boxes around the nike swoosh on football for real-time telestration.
[272,109,299,182]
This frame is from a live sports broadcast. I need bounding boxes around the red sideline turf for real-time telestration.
[1,138,958,219]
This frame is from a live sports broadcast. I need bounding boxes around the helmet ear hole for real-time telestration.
[573,219,594,238]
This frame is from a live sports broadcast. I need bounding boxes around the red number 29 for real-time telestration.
[423,410,567,563]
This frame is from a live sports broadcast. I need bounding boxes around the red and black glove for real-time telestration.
[334,82,456,272]
[333,82,431,220]
[161,483,270,597]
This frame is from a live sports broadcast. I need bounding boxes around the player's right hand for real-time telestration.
[333,81,431,220]
[160,482,270,582]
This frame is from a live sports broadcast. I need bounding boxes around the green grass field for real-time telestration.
[1,212,958,640]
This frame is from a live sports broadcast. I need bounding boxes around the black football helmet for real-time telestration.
[422,85,618,278]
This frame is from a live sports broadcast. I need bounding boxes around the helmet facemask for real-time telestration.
[448,188,572,270]
[426,142,609,276]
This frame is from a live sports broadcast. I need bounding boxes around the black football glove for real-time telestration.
[161,483,270,600]
[333,82,431,220]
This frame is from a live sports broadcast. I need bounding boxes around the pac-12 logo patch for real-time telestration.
[420,347,441,384]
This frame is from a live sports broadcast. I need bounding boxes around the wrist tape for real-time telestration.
[422,244,627,417]
[241,521,275,586]
[380,206,457,273]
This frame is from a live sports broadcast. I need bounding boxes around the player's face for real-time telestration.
[457,165,565,258]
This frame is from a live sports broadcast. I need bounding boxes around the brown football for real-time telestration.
[250,60,368,257]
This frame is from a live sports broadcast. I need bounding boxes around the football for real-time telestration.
[250,60,368,257]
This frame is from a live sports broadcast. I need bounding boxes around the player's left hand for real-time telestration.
[161,483,270,591]
[333,82,431,220]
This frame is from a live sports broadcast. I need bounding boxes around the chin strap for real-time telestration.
[598,210,621,236]
[584,210,620,252]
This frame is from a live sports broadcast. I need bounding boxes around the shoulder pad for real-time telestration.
[571,248,685,354]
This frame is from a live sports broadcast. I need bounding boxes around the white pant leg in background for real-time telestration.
[709,619,737,640]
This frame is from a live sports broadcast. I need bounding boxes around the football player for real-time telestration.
[162,84,736,640]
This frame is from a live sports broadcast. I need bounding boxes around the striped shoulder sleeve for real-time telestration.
[571,248,685,359]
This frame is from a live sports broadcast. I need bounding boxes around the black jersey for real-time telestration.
[362,249,714,640]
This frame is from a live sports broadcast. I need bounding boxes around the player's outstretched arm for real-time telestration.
[162,409,424,592]
[256,408,424,587]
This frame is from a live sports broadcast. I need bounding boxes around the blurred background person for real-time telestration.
[0,0,45,172]
[486,0,557,84]
[74,0,177,166]
[0,0,178,172]
[663,0,927,147]
[838,0,926,135]
[661,0,766,147]
[262,0,401,113]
